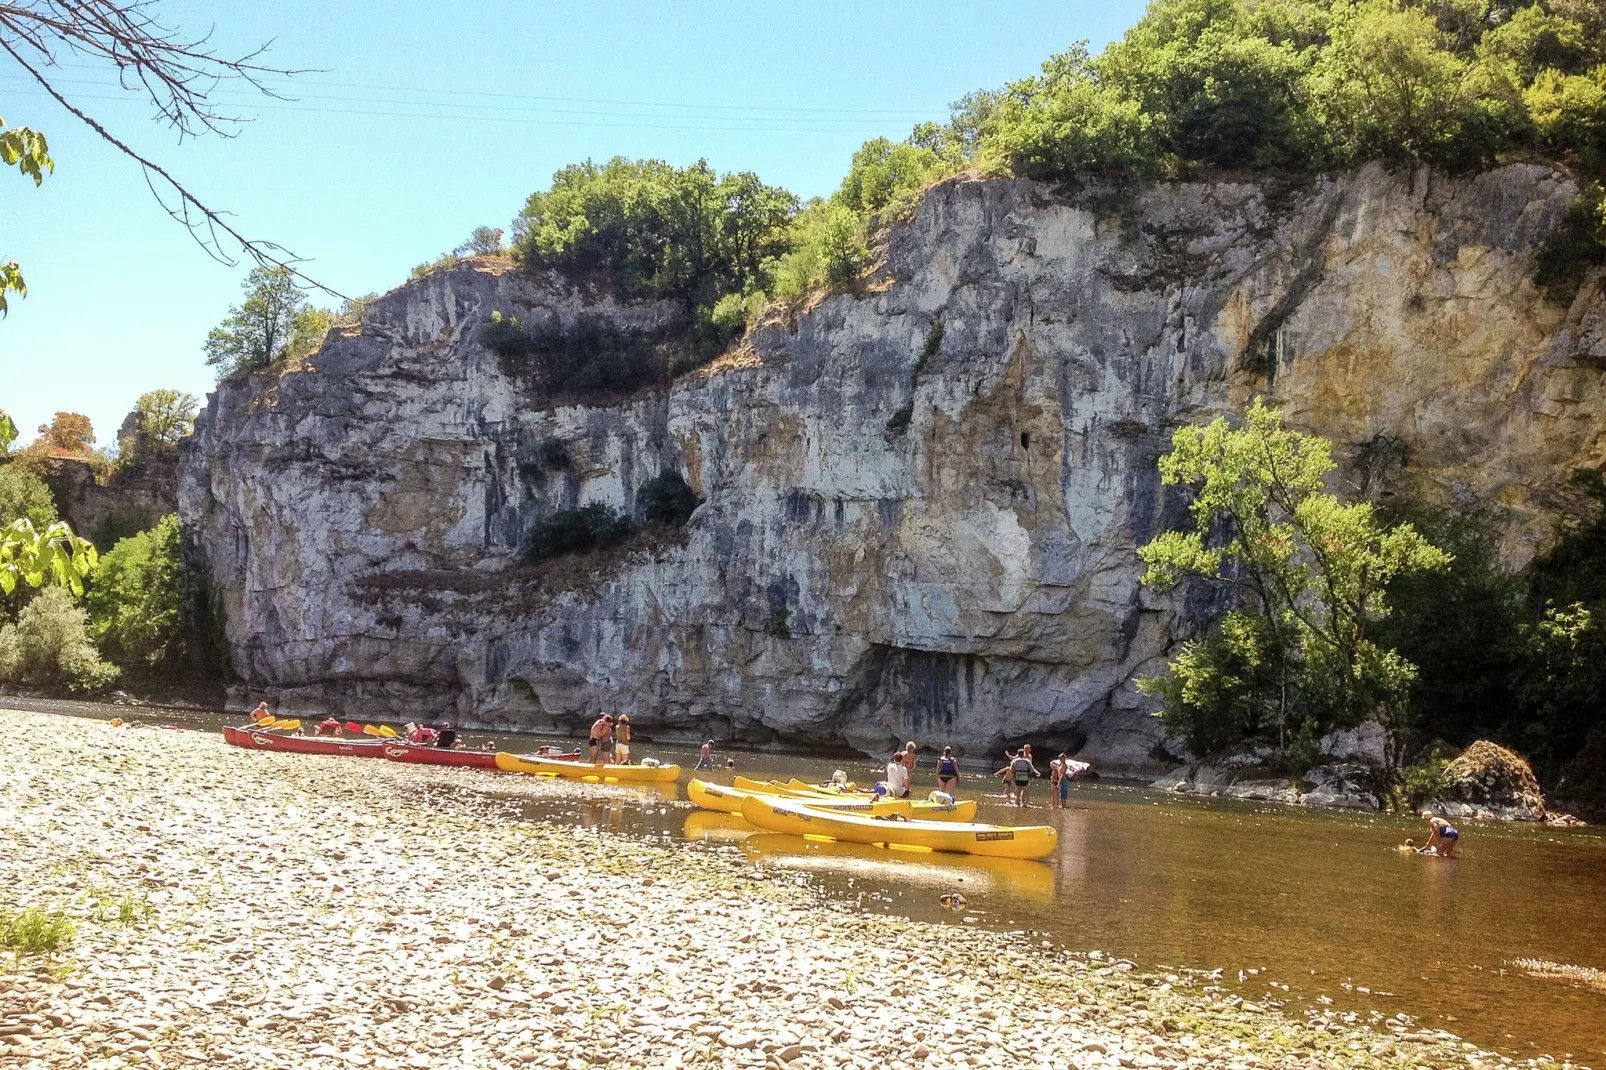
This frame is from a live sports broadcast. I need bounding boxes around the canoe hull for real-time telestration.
[381,743,500,769]
[738,795,1057,860]
[495,752,680,783]
[709,779,976,821]
[222,725,387,757]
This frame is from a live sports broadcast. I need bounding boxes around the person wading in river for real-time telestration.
[1006,748,1041,806]
[935,746,959,795]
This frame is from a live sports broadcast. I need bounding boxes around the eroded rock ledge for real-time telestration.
[180,163,1606,769]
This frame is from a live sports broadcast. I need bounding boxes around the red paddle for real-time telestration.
[345,722,363,734]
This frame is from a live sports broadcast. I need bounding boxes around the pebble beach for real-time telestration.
[0,711,1541,1070]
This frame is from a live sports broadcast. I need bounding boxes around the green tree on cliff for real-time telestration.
[1138,399,1450,773]
[129,390,200,454]
[204,267,329,378]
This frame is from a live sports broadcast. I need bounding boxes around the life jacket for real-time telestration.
[1011,756,1032,778]
[937,756,958,777]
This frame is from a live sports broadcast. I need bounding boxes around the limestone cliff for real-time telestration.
[179,162,1606,770]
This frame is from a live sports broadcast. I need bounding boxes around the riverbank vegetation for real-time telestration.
[1137,400,1451,778]
[0,406,225,700]
[1140,400,1606,814]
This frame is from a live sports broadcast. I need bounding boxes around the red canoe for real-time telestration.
[380,742,500,769]
[222,725,388,757]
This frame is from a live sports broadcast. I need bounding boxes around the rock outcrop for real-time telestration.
[180,162,1606,769]
[1433,740,1548,821]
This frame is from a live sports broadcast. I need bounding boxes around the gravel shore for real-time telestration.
[0,711,1535,1070]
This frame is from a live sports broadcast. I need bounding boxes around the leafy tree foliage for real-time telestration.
[0,586,118,694]
[1,116,52,314]
[0,518,98,598]
[454,226,505,256]
[34,412,94,457]
[527,502,634,562]
[637,470,702,525]
[204,267,328,378]
[0,466,58,530]
[86,514,184,678]
[511,158,798,313]
[1137,399,1450,771]
[126,389,199,456]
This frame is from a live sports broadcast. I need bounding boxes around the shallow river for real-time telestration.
[24,700,1606,1063]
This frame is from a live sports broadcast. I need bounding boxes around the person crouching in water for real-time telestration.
[613,714,632,764]
[1423,815,1461,857]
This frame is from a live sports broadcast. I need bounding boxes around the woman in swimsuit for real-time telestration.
[935,746,959,794]
[1424,815,1460,857]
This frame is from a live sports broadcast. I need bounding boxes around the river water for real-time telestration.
[18,700,1606,1063]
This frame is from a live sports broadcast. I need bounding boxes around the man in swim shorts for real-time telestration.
[588,713,613,764]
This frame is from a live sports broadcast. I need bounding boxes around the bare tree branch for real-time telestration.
[0,0,343,298]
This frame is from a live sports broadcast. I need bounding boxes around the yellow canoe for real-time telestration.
[495,752,680,783]
[694,779,976,821]
[742,833,1056,902]
[682,810,757,843]
[767,778,979,821]
[738,794,1057,860]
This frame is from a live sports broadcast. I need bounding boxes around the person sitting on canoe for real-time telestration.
[588,714,613,764]
[935,746,959,794]
[883,751,911,799]
[405,722,437,745]
[315,717,343,737]
[250,702,271,724]
[613,714,632,764]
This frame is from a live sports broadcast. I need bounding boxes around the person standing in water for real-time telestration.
[1010,748,1041,806]
[934,746,959,795]
[613,715,632,764]
[695,741,715,770]
[588,713,613,764]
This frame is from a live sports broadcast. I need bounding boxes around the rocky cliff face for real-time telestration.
[180,162,1606,770]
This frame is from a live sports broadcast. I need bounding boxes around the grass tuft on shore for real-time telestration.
[1,905,76,956]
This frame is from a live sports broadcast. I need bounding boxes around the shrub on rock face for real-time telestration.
[526,503,634,562]
[1436,740,1547,820]
[637,470,701,526]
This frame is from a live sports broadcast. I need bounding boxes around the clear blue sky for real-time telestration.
[2,1,1145,447]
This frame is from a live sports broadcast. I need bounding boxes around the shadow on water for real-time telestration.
[15,699,1606,1063]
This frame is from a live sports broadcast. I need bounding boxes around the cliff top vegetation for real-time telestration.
[487,0,1606,336]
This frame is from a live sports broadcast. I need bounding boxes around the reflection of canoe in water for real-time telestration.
[715,778,978,821]
[739,795,1057,860]
[494,752,681,782]
[742,833,1056,902]
[682,810,758,843]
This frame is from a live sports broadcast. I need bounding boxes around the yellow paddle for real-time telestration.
[362,725,381,736]
[376,725,398,738]
[276,719,301,732]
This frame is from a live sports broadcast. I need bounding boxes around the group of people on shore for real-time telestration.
[869,741,1091,806]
